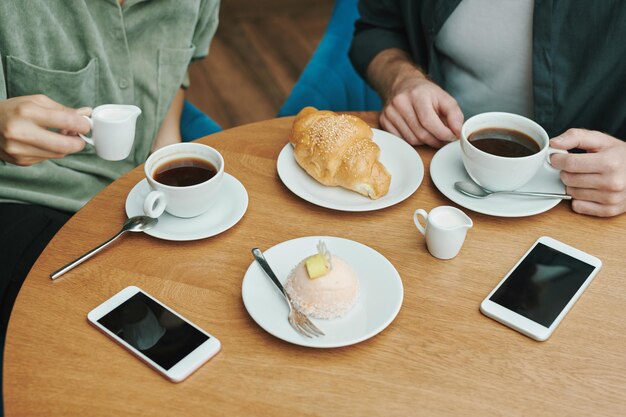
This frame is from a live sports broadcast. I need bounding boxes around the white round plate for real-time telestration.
[277,128,423,211]
[125,173,248,241]
[430,141,565,217]
[242,236,404,348]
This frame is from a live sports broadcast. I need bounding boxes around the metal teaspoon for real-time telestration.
[50,215,158,280]
[454,181,572,200]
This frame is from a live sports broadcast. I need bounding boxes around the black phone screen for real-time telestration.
[98,292,209,370]
[489,243,595,327]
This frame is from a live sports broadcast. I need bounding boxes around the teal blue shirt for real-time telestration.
[350,0,626,140]
[0,0,219,212]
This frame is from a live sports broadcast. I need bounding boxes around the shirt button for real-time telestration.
[119,78,129,89]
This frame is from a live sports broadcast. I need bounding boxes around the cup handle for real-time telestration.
[545,147,568,172]
[143,190,166,218]
[77,116,95,146]
[413,209,428,235]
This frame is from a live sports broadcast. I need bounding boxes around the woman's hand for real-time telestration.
[0,94,91,166]
[550,129,626,217]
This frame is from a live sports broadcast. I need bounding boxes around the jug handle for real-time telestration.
[413,209,428,235]
[78,116,95,146]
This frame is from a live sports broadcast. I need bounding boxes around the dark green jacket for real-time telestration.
[349,0,626,139]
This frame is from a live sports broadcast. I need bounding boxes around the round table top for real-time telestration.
[4,114,626,417]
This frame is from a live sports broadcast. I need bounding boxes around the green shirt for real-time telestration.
[350,0,626,140]
[0,0,219,212]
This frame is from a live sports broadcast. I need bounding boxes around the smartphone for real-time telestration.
[480,236,602,341]
[87,286,221,382]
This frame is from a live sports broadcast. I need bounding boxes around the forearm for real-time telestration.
[152,88,185,151]
[366,48,427,101]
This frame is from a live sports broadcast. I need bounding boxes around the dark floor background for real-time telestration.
[187,0,335,129]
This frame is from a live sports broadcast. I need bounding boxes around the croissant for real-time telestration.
[289,107,391,199]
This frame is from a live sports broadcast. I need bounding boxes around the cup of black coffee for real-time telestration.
[460,112,561,191]
[143,143,224,218]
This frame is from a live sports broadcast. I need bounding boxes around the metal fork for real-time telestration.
[251,248,324,338]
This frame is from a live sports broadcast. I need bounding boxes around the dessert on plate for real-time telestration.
[289,106,391,199]
[285,241,359,319]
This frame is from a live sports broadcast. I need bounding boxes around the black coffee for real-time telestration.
[153,157,217,187]
[469,128,541,158]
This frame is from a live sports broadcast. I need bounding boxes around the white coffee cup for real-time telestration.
[460,112,564,191]
[79,104,141,161]
[413,206,473,260]
[143,142,224,218]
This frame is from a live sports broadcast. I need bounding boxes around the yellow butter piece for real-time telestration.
[305,254,328,279]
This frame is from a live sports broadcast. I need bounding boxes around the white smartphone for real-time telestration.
[480,236,602,341]
[87,286,221,382]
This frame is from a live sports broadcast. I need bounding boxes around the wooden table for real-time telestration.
[4,114,625,417]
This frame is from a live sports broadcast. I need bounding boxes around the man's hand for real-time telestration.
[366,48,464,148]
[550,129,626,217]
[0,95,91,166]
[381,75,464,148]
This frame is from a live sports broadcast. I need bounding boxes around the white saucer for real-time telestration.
[241,236,404,348]
[277,128,423,211]
[430,141,565,217]
[125,174,248,241]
